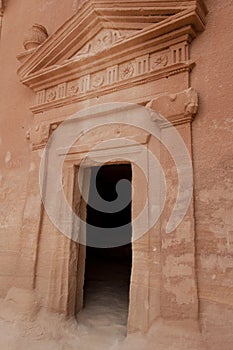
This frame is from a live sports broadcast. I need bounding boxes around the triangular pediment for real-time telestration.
[70,28,139,61]
[17,0,207,90]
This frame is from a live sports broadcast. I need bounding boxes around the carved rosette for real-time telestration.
[151,55,168,70]
[91,73,105,89]
[67,81,79,97]
[46,88,57,103]
[120,62,135,80]
[23,24,48,50]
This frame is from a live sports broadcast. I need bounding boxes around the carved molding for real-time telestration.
[31,43,193,113]
[17,1,207,83]
[16,1,207,114]
[147,87,198,126]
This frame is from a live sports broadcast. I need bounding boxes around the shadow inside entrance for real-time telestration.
[76,164,132,342]
[78,246,132,336]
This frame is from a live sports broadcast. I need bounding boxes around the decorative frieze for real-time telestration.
[34,46,191,108]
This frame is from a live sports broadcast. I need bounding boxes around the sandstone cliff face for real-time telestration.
[191,0,233,347]
[0,0,232,348]
[0,0,76,296]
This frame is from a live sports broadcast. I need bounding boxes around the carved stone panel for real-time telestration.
[34,47,190,110]
[71,29,138,60]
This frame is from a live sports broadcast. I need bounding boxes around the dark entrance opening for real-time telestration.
[82,164,132,329]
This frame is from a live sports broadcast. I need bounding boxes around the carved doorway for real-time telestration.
[75,164,133,330]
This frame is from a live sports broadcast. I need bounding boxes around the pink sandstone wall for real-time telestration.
[0,0,76,296]
[191,0,233,346]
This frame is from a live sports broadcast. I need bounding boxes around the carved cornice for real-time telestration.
[17,1,207,77]
[32,61,194,113]
[17,1,207,113]
[18,1,183,78]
